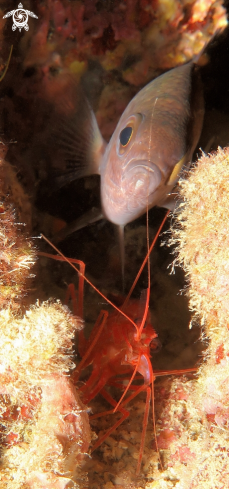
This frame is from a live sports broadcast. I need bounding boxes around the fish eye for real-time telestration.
[117,114,142,156]
[119,126,133,147]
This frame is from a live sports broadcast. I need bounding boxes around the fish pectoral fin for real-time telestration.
[166,151,190,187]
[159,192,178,211]
[52,207,104,243]
[50,78,106,187]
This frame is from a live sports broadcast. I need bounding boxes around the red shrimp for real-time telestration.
[40,211,196,475]
[75,289,161,475]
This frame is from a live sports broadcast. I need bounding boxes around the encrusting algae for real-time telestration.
[0,154,90,488]
[154,147,229,488]
[0,157,35,310]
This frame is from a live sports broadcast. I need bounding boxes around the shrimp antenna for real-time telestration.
[122,96,169,314]
[41,233,139,333]
[123,210,170,310]
[0,45,13,82]
[116,96,169,472]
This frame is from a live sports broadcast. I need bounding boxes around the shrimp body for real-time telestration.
[79,299,159,405]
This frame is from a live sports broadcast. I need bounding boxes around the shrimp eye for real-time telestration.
[119,126,133,147]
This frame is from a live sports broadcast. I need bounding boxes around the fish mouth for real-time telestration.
[122,160,162,196]
[102,160,164,226]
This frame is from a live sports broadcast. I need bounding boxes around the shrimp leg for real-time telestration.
[90,383,153,474]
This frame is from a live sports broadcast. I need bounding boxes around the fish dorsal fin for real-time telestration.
[51,78,106,188]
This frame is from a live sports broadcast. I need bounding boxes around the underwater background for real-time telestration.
[0,1,229,487]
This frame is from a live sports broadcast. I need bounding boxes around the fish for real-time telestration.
[52,57,204,220]
[49,40,211,270]
[100,62,204,225]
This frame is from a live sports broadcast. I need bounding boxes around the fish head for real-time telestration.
[100,91,189,226]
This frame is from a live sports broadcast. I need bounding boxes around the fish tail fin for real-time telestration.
[50,77,106,188]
